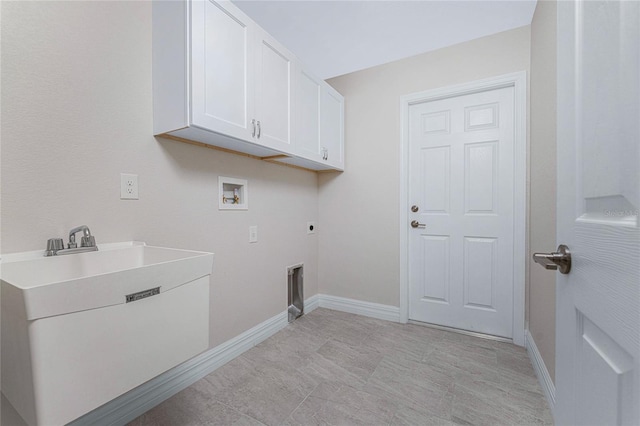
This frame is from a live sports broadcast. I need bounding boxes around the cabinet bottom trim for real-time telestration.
[157,133,332,174]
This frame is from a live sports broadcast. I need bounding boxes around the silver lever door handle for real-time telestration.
[410,220,426,229]
[533,244,571,274]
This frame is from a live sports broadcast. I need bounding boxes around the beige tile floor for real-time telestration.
[129,308,553,426]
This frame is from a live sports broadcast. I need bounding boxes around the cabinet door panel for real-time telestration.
[321,86,344,168]
[255,29,293,150]
[296,69,322,160]
[191,0,254,141]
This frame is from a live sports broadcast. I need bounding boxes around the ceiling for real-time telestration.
[233,0,537,80]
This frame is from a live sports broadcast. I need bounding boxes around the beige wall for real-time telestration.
[320,27,531,306]
[529,0,557,381]
[1,0,558,379]
[0,1,319,347]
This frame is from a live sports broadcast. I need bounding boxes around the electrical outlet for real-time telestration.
[249,225,258,243]
[307,222,316,235]
[120,173,139,200]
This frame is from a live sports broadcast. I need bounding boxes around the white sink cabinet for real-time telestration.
[1,242,214,426]
[153,0,344,172]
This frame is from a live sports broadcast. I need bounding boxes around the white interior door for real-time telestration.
[555,1,640,424]
[408,86,515,338]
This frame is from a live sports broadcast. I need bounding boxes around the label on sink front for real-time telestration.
[126,287,160,303]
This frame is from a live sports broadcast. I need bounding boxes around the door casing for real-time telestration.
[399,71,527,346]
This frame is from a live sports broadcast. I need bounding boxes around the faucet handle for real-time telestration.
[45,238,64,256]
[81,235,96,248]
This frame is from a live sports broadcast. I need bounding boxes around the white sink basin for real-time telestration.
[1,242,214,426]
[1,241,214,320]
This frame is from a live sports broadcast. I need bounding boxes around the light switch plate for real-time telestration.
[249,226,258,243]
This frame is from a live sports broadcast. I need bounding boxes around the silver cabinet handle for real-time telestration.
[321,147,328,160]
[533,244,571,274]
[257,121,261,139]
[410,220,426,229]
[251,119,256,138]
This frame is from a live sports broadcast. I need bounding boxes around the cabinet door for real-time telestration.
[321,85,345,169]
[254,28,294,151]
[296,68,323,161]
[191,0,255,142]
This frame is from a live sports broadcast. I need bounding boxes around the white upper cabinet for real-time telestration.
[294,68,345,171]
[153,0,342,171]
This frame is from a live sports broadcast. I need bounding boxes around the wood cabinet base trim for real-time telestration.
[260,154,290,160]
[156,133,332,173]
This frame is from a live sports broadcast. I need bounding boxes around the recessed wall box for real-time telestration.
[218,176,248,210]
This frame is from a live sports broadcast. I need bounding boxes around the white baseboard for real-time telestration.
[317,294,401,323]
[305,294,319,313]
[70,310,289,426]
[525,330,556,416]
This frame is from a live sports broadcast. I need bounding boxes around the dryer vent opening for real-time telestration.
[288,265,303,322]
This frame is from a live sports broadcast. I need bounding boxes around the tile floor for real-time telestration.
[129,308,553,426]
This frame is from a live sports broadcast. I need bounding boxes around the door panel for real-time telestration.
[255,29,293,150]
[464,141,498,214]
[556,1,639,424]
[422,110,450,134]
[465,103,499,131]
[575,314,635,426]
[463,237,497,310]
[409,86,514,338]
[191,0,254,140]
[421,147,450,213]
[296,69,322,160]
[321,87,345,167]
[421,235,450,303]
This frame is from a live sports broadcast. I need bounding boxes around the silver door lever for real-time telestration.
[533,244,571,274]
[410,220,426,229]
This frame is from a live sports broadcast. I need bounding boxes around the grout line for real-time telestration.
[284,382,319,423]
[215,399,268,426]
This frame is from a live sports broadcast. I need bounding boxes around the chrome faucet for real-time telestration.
[68,225,95,249]
[45,225,98,256]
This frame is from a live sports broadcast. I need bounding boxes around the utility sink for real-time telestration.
[1,242,214,426]
[2,241,214,320]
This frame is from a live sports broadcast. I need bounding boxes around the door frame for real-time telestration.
[399,71,527,346]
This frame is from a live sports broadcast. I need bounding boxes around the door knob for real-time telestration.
[411,205,419,212]
[410,220,426,229]
[533,244,571,274]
